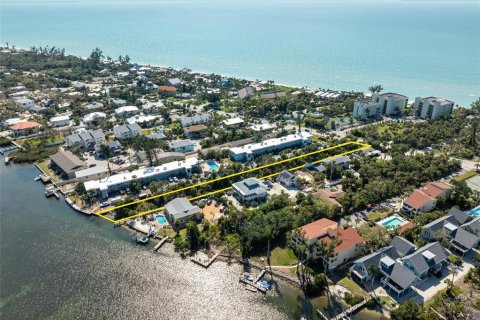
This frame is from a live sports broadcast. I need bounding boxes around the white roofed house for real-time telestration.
[84,101,103,110]
[115,106,139,117]
[82,112,107,124]
[14,98,35,109]
[49,115,70,127]
[113,123,141,140]
[111,98,127,107]
[164,197,202,229]
[223,117,244,129]
[180,114,210,127]
[232,178,269,204]
[142,101,164,114]
[167,78,182,87]
[169,139,195,153]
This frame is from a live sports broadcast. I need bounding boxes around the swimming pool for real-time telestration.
[156,215,167,225]
[207,160,219,171]
[377,214,409,229]
[469,206,480,217]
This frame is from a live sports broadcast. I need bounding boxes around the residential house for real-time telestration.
[401,242,448,280]
[314,155,350,173]
[49,150,87,179]
[164,197,202,228]
[83,112,107,124]
[66,129,106,150]
[180,114,210,127]
[167,78,182,87]
[14,98,35,109]
[50,115,70,127]
[113,123,141,140]
[75,166,110,182]
[402,181,452,216]
[115,106,139,117]
[238,86,254,99]
[169,139,195,153]
[9,121,40,136]
[111,98,127,107]
[142,101,163,114]
[232,178,269,204]
[84,101,103,110]
[223,117,244,128]
[463,217,480,237]
[414,97,454,120]
[158,86,177,92]
[261,91,287,99]
[184,124,208,139]
[276,170,299,188]
[147,129,167,140]
[155,152,186,165]
[314,189,345,208]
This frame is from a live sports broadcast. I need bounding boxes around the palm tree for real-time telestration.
[368,84,384,94]
[99,144,112,176]
[368,264,380,287]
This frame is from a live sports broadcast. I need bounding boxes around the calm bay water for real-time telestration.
[0,161,385,319]
[1,0,479,106]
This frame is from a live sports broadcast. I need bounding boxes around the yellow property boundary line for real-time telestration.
[95,141,370,223]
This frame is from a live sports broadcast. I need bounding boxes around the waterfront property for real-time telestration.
[401,242,448,280]
[297,218,364,269]
[74,165,110,182]
[49,150,87,179]
[352,92,408,120]
[164,197,202,228]
[413,96,454,120]
[232,178,269,204]
[84,157,199,198]
[229,132,312,162]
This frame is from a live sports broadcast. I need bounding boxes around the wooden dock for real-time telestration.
[239,269,268,294]
[153,237,168,252]
[191,253,219,268]
[318,294,373,320]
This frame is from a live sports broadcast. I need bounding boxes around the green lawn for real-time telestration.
[453,170,477,182]
[337,277,368,297]
[269,247,298,266]
[36,160,60,183]
[367,210,390,222]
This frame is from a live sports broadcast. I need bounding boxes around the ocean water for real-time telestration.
[1,0,479,106]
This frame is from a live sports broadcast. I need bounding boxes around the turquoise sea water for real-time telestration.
[1,0,479,106]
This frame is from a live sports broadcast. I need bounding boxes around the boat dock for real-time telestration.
[153,237,168,252]
[131,232,149,244]
[191,252,219,268]
[45,185,60,199]
[239,268,269,293]
[0,145,18,155]
[317,293,374,320]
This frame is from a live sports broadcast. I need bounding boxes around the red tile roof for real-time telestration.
[423,182,450,198]
[299,218,338,240]
[158,86,177,92]
[319,227,363,254]
[404,189,434,209]
[399,221,415,234]
[9,121,40,130]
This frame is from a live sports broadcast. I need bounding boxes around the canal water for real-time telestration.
[0,160,383,319]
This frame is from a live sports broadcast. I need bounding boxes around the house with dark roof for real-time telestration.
[463,217,480,237]
[232,178,269,204]
[184,124,208,139]
[49,150,87,179]
[66,129,106,150]
[276,170,299,188]
[401,242,448,280]
[420,208,478,256]
[164,198,202,228]
[379,257,417,298]
[237,86,254,99]
[113,123,141,140]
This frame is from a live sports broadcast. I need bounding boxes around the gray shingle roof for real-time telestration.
[169,139,194,149]
[448,207,471,225]
[355,246,398,267]
[390,236,416,257]
[49,150,85,175]
[452,227,479,250]
[381,262,417,290]
[463,217,480,236]
[232,178,268,197]
[401,242,448,275]
[423,215,457,233]
[165,198,201,220]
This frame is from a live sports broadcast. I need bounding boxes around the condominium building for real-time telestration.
[229,132,312,162]
[84,157,199,198]
[414,97,454,120]
[376,93,408,116]
[65,129,106,150]
[352,99,381,120]
[113,123,141,140]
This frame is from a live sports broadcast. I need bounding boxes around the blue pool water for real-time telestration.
[207,160,219,171]
[382,217,406,229]
[156,215,167,224]
[469,207,480,217]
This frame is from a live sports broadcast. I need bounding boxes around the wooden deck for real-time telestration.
[153,237,168,252]
[191,253,218,268]
[317,294,374,320]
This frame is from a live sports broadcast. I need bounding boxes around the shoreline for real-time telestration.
[3,44,475,108]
